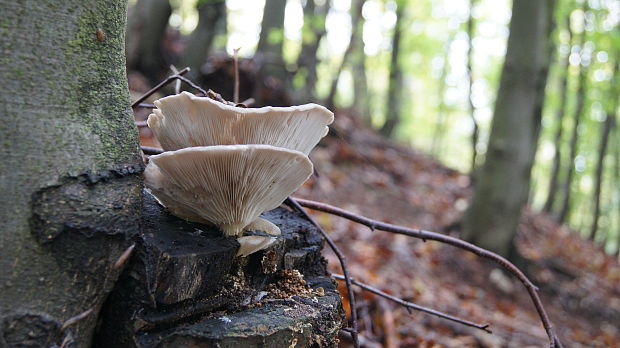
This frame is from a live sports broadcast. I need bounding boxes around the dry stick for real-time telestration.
[285,197,360,348]
[131,67,190,108]
[113,243,136,270]
[233,48,241,104]
[136,103,156,109]
[60,308,94,332]
[332,274,492,333]
[140,145,163,155]
[170,65,182,94]
[293,197,563,348]
[176,75,209,95]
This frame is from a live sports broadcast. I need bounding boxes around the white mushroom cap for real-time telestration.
[144,145,313,236]
[147,91,334,155]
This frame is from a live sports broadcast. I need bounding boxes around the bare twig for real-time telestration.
[140,145,163,155]
[60,308,93,332]
[113,243,136,270]
[135,121,147,127]
[135,103,156,109]
[294,197,563,348]
[176,75,208,95]
[332,274,492,333]
[131,67,190,108]
[285,197,360,348]
[233,47,240,104]
[170,65,182,94]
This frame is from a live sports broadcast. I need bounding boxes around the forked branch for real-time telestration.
[293,197,563,348]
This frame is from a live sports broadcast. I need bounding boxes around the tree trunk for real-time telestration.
[557,13,589,224]
[325,0,365,109]
[296,0,330,103]
[543,15,573,214]
[466,0,479,172]
[589,58,618,240]
[126,0,172,81]
[461,0,556,258]
[350,8,371,124]
[0,1,143,347]
[256,0,287,80]
[379,0,406,137]
[180,0,227,78]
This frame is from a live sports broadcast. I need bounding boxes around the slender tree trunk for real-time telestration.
[558,14,589,223]
[351,12,371,124]
[379,0,406,137]
[0,1,143,347]
[180,0,227,78]
[431,35,455,157]
[126,0,172,81]
[461,0,556,257]
[325,0,365,109]
[615,125,620,257]
[544,15,574,214]
[466,0,479,172]
[256,0,287,79]
[296,0,330,102]
[589,58,618,239]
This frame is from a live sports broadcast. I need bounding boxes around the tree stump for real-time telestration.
[94,191,343,347]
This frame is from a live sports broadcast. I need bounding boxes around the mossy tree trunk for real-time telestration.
[461,0,556,258]
[0,1,142,347]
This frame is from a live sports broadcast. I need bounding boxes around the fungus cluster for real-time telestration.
[144,92,334,257]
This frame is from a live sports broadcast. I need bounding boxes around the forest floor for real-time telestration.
[293,111,620,348]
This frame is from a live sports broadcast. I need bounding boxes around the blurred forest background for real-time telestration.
[127,0,620,346]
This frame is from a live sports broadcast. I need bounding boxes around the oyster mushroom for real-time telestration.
[144,145,313,239]
[147,91,333,155]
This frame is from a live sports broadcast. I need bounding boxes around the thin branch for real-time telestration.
[176,75,209,95]
[136,103,156,109]
[135,121,148,127]
[60,308,93,332]
[233,47,240,104]
[285,197,360,348]
[293,197,563,348]
[332,274,492,333]
[140,145,163,155]
[170,65,182,94]
[131,67,190,108]
[113,243,136,270]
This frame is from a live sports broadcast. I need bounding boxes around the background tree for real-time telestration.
[295,0,330,103]
[557,4,590,224]
[0,0,142,346]
[462,0,556,258]
[544,12,574,214]
[379,0,407,137]
[180,0,227,78]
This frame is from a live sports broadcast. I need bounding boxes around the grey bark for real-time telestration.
[0,1,142,347]
[461,0,556,257]
[543,15,573,214]
[380,0,406,137]
[126,0,172,80]
[256,0,287,81]
[350,8,371,124]
[180,0,227,79]
[466,0,479,172]
[589,58,618,240]
[295,0,330,103]
[325,0,365,109]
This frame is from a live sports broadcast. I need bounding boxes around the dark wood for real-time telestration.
[94,191,343,347]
